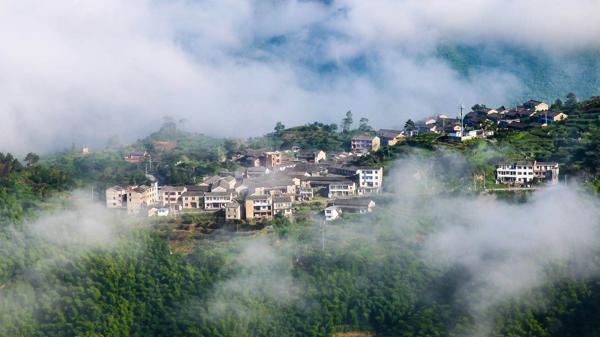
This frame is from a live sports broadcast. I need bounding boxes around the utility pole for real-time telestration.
[459,104,465,137]
[483,172,486,190]
[320,220,325,252]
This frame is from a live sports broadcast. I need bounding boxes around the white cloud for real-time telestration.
[0,0,597,153]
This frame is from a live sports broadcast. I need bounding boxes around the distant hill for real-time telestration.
[437,44,600,103]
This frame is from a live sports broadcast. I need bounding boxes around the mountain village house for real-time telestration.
[297,150,327,163]
[106,185,128,208]
[245,193,273,222]
[127,183,158,215]
[225,201,242,220]
[496,161,559,186]
[351,135,380,153]
[377,129,405,146]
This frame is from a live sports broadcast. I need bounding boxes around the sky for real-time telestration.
[1,0,600,153]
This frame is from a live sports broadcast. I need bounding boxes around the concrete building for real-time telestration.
[273,195,294,217]
[523,100,550,112]
[123,151,147,163]
[160,186,187,208]
[328,165,384,195]
[204,192,233,210]
[262,151,282,168]
[330,198,376,214]
[351,135,380,153]
[225,201,242,220]
[106,185,128,208]
[246,166,270,178]
[377,129,405,146]
[324,206,342,221]
[297,150,327,163]
[127,182,158,215]
[297,186,314,201]
[496,161,559,186]
[328,180,357,198]
[356,167,383,195]
[245,194,273,222]
[181,191,203,209]
[539,111,568,124]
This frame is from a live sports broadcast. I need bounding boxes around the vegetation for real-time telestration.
[3,98,600,336]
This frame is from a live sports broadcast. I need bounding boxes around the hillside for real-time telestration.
[438,44,600,103]
[3,98,600,337]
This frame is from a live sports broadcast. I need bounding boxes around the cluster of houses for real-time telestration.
[107,147,383,222]
[408,100,568,141]
[107,99,567,223]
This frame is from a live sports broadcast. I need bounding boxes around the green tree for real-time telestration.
[358,117,372,132]
[404,119,416,132]
[566,92,578,109]
[274,122,286,133]
[552,98,563,110]
[162,116,177,131]
[342,111,354,133]
[471,104,487,112]
[24,152,40,166]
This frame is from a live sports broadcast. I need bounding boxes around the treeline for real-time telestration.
[357,96,600,190]
[0,152,72,224]
[2,219,600,337]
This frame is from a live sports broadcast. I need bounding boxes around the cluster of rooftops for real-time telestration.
[107,147,385,222]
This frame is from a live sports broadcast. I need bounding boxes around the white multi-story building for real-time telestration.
[328,180,357,198]
[356,167,383,195]
[203,192,233,210]
[328,165,384,195]
[496,161,559,186]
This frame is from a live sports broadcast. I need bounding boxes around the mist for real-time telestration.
[190,154,600,335]
[1,0,599,153]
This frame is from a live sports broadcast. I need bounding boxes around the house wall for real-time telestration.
[226,206,241,220]
[357,168,383,194]
[106,188,126,208]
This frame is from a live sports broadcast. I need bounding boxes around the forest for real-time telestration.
[2,98,600,337]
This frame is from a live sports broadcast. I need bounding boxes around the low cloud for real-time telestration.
[386,155,600,335]
[2,0,598,153]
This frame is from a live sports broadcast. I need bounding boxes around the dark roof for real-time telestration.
[204,192,232,197]
[182,191,202,197]
[546,111,567,118]
[160,186,186,192]
[132,185,152,193]
[377,129,403,139]
[328,180,356,186]
[524,100,544,107]
[273,196,293,203]
[352,135,377,141]
[247,194,271,200]
[247,166,268,172]
[331,198,374,207]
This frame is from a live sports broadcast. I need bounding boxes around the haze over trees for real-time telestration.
[1,97,600,336]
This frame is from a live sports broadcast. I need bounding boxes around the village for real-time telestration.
[108,146,382,222]
[105,99,564,223]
